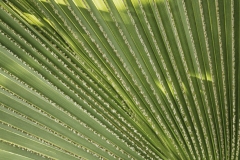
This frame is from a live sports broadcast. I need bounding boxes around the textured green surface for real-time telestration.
[0,0,239,159]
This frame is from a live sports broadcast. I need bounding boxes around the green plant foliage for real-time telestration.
[0,0,239,159]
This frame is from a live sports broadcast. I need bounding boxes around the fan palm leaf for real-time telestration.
[0,0,239,159]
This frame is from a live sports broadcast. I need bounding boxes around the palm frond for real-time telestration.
[0,0,239,159]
